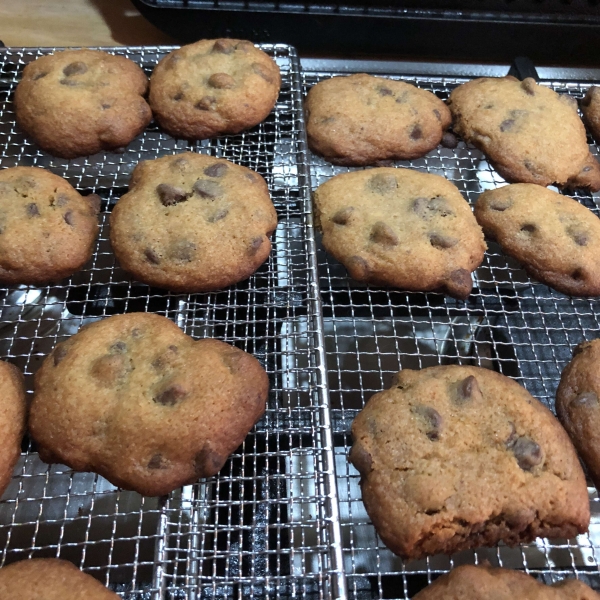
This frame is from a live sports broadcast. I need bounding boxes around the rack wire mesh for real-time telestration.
[0,45,344,599]
[302,69,600,598]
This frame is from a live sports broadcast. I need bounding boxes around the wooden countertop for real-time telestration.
[0,0,176,47]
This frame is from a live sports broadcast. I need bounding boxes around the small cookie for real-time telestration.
[556,339,600,491]
[350,365,589,560]
[0,558,119,599]
[305,73,452,166]
[448,77,600,191]
[15,49,152,158]
[149,39,281,139]
[110,153,277,292]
[581,86,600,144]
[0,360,26,499]
[0,167,99,285]
[413,564,600,599]
[30,313,269,497]
[313,168,486,299]
[475,183,600,296]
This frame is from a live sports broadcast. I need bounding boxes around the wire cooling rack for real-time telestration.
[0,45,344,599]
[302,69,600,598]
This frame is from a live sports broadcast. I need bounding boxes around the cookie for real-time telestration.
[14,49,152,158]
[556,339,600,491]
[448,77,600,191]
[0,167,99,285]
[581,86,600,144]
[29,312,269,496]
[305,73,452,166]
[313,168,486,299]
[350,365,589,560]
[413,564,600,599]
[475,183,600,296]
[148,39,280,140]
[110,153,277,292]
[0,558,119,599]
[0,360,26,499]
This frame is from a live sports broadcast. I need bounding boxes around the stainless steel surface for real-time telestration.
[302,67,600,597]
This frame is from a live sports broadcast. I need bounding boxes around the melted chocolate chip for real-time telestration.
[173,91,184,101]
[441,132,458,149]
[53,345,68,366]
[195,96,216,111]
[91,354,131,384]
[500,119,515,132]
[101,102,111,109]
[350,443,373,474]
[212,39,235,54]
[370,222,399,247]
[204,163,228,178]
[331,207,354,226]
[378,86,393,97]
[55,194,69,207]
[247,236,264,256]
[410,124,423,140]
[194,444,226,476]
[154,384,188,406]
[347,255,369,279]
[208,73,236,89]
[411,404,442,441]
[509,436,543,471]
[157,183,188,207]
[520,224,536,234]
[148,454,165,469]
[567,226,588,246]
[193,179,222,199]
[433,109,442,121]
[110,341,127,354]
[63,61,88,77]
[33,71,48,81]
[430,232,458,249]
[413,196,454,219]
[207,208,229,223]
[456,375,480,403]
[489,198,512,212]
[144,248,161,264]
[86,194,102,214]
[26,203,40,217]
[171,240,197,262]
[573,391,599,407]
[221,347,243,373]
[63,211,74,226]
[572,268,585,281]
[368,173,397,194]
[252,62,274,83]
[446,268,472,297]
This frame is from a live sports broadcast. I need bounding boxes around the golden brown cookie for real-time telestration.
[110,153,277,292]
[0,558,119,599]
[475,184,600,296]
[350,365,590,560]
[14,49,152,158]
[149,39,280,140]
[0,167,99,285]
[448,77,600,191]
[556,339,600,491]
[305,73,452,166]
[0,360,26,499]
[30,313,269,497]
[313,168,486,299]
[581,86,600,144]
[413,564,600,599]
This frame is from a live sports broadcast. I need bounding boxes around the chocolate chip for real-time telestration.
[370,222,398,247]
[441,132,458,149]
[520,224,536,234]
[430,232,458,249]
[204,163,228,178]
[86,194,102,214]
[208,72,236,89]
[195,96,216,111]
[212,39,235,54]
[157,183,188,207]
[170,240,197,262]
[131,328,143,338]
[367,173,397,194]
[63,211,74,226]
[207,208,229,223]
[194,443,226,476]
[152,345,179,370]
[433,109,442,121]
[252,62,274,83]
[572,268,585,281]
[148,454,166,469]
[489,198,512,212]
[524,160,536,173]
[193,179,222,199]
[91,354,131,384]
[32,71,48,81]
[410,124,423,140]
[521,78,536,96]
[154,384,188,406]
[378,86,393,96]
[331,207,354,226]
[173,91,184,101]
[63,61,88,77]
[509,436,543,471]
[567,226,588,246]
[101,102,111,110]
[505,422,518,446]
[110,341,127,354]
[53,345,68,366]
[583,165,592,173]
[411,404,442,441]
[456,375,480,403]
[221,347,243,373]
[573,391,599,407]
[144,248,161,264]
[26,203,40,217]
[500,119,515,132]
[413,196,454,219]
[350,443,373,474]
[346,255,369,279]
[247,236,264,256]
[446,268,472,297]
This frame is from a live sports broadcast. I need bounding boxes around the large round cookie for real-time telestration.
[0,558,119,599]
[15,49,152,158]
[556,339,600,491]
[413,564,600,599]
[313,168,486,299]
[448,77,600,191]
[29,313,269,497]
[350,365,589,560]
[110,153,277,292]
[0,167,99,285]
[0,360,26,499]
[305,73,451,166]
[581,86,600,144]
[149,39,280,140]
[475,183,600,296]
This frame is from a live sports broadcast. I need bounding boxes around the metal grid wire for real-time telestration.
[0,45,344,599]
[302,69,600,598]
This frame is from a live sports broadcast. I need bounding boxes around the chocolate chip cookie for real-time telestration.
[475,183,600,296]
[29,312,269,496]
[15,49,152,158]
[149,39,280,140]
[0,558,119,599]
[350,365,589,560]
[305,73,452,166]
[581,86,600,144]
[0,167,99,285]
[313,168,486,299]
[110,153,277,292]
[448,77,600,191]
[413,564,600,599]
[0,360,26,499]
[556,339,600,491]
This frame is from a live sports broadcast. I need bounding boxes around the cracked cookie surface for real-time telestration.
[313,168,485,299]
[30,312,269,497]
[0,167,99,285]
[475,183,600,296]
[350,365,589,560]
[305,73,451,166]
[110,152,277,292]
[15,49,152,158]
[448,76,600,191]
[149,39,280,139]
